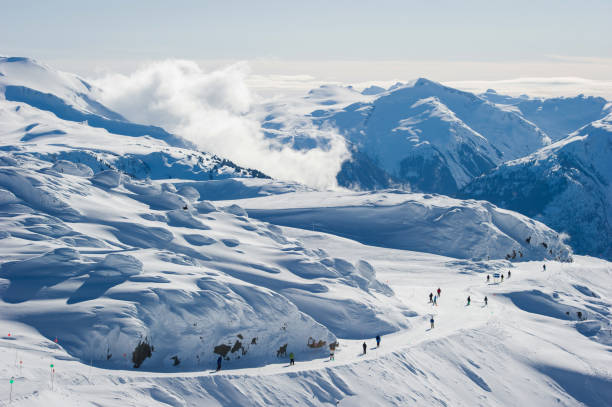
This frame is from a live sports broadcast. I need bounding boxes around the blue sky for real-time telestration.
[2,0,612,82]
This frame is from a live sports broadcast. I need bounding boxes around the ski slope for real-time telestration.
[2,241,611,406]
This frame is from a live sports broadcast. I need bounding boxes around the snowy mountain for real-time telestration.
[0,57,267,181]
[0,57,611,406]
[461,113,612,260]
[266,79,552,194]
[267,82,611,197]
[480,89,612,142]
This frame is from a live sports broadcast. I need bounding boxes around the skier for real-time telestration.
[433,295,438,306]
[329,350,335,361]
[437,287,441,297]
[467,296,471,306]
[429,292,433,303]
[216,356,222,372]
[487,274,490,283]
[430,316,435,329]
[508,270,511,279]
[376,335,381,348]
[501,274,504,282]
[543,264,546,272]
[362,342,367,355]
[484,296,488,306]
[289,352,295,366]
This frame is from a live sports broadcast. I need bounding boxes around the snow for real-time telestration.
[0,56,611,406]
[480,92,612,142]
[1,246,611,406]
[461,113,612,260]
[219,188,572,262]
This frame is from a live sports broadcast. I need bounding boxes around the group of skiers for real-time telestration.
[426,280,495,332]
[428,287,442,306]
[216,335,384,371]
[215,262,544,372]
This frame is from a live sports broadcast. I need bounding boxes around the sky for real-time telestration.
[2,0,612,90]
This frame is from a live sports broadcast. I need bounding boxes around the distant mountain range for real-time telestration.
[263,79,611,259]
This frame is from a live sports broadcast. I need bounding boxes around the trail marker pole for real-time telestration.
[9,377,14,403]
[50,364,54,391]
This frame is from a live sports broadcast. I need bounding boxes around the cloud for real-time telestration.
[92,60,349,189]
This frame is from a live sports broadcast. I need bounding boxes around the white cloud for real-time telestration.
[92,60,349,190]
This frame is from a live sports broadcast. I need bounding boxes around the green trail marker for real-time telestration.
[9,376,14,402]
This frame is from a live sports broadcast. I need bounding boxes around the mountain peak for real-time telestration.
[413,77,440,87]
[361,85,386,95]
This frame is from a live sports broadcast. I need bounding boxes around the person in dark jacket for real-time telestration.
[429,292,433,303]
[362,342,367,355]
[216,356,222,371]
[467,296,471,306]
[484,296,488,306]
[430,317,435,329]
[376,335,381,348]
[437,287,441,297]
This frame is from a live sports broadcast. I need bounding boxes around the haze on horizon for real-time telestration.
[1,0,612,97]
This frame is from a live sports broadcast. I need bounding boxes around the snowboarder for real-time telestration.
[487,275,490,283]
[429,292,433,303]
[289,352,295,365]
[376,335,381,348]
[216,356,222,371]
[437,287,441,297]
[433,295,437,306]
[484,296,488,306]
[430,317,435,329]
[467,296,471,306]
[362,342,367,355]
